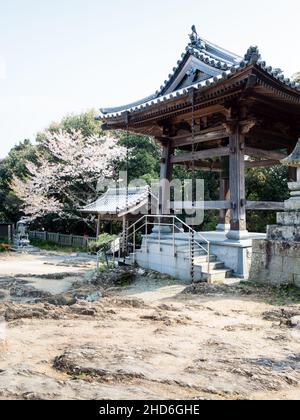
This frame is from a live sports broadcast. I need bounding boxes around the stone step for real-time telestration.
[194,261,225,271]
[191,255,217,263]
[201,268,233,284]
[124,254,136,266]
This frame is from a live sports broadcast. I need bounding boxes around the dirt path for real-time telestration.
[0,252,96,277]
[0,253,299,400]
[0,270,300,400]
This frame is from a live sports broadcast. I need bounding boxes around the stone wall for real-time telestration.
[250,239,300,287]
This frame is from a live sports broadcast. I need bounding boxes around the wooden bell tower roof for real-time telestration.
[100,26,242,117]
[100,26,300,137]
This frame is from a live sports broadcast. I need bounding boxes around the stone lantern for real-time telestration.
[281,140,300,213]
[268,139,300,240]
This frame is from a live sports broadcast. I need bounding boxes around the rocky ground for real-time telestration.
[0,252,300,400]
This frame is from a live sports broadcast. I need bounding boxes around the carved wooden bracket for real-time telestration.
[240,119,257,134]
[223,120,238,135]
[223,119,258,135]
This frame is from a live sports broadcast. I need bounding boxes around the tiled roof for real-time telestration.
[100,27,300,119]
[81,186,155,216]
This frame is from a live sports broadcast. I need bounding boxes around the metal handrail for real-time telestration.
[116,214,211,282]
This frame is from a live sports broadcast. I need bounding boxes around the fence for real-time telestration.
[29,231,97,248]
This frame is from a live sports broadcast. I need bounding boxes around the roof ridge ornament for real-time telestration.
[189,25,207,50]
[244,46,261,64]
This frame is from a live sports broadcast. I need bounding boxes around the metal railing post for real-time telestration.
[158,216,161,253]
[133,225,136,264]
[189,231,191,264]
[191,230,195,283]
[118,235,121,260]
[172,220,175,257]
[147,216,149,253]
[207,242,211,284]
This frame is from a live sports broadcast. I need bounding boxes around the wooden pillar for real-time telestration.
[122,214,129,254]
[96,214,101,237]
[226,124,249,240]
[159,142,173,215]
[216,157,230,231]
[217,178,230,231]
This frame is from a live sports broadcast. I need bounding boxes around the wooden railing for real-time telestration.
[29,231,97,248]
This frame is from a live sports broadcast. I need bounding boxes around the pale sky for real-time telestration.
[1,0,300,158]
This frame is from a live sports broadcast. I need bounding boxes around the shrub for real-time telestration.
[88,234,118,253]
[0,243,11,252]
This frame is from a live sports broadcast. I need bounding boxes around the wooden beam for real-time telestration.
[246,201,284,211]
[174,161,223,173]
[244,147,287,161]
[204,201,231,210]
[171,201,284,211]
[171,201,231,210]
[170,147,230,164]
[245,160,281,169]
[172,129,228,148]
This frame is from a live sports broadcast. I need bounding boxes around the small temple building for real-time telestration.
[97,26,300,282]
[81,186,158,236]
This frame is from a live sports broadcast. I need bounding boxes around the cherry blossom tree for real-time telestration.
[12,130,126,223]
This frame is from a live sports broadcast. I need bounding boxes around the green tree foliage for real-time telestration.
[37,110,103,142]
[172,165,220,230]
[117,132,160,183]
[246,165,289,232]
[0,140,37,222]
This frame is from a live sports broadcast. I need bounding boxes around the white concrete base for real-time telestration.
[135,238,202,283]
[200,231,265,279]
[134,230,266,281]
